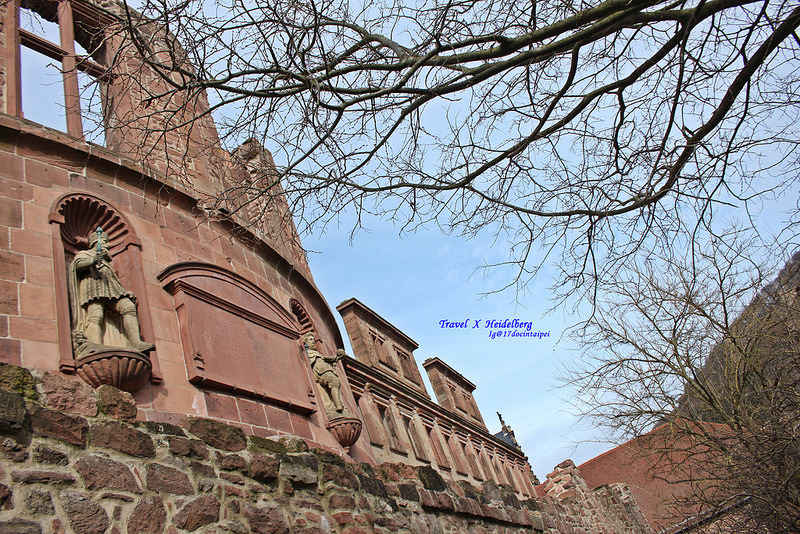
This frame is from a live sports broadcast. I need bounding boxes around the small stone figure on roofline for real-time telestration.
[303,332,349,418]
[497,412,521,448]
[69,227,155,358]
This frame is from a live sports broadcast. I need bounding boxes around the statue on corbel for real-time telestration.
[302,332,362,451]
[68,227,153,392]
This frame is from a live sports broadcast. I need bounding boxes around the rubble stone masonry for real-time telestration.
[0,363,653,533]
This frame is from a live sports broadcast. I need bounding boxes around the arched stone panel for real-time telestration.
[158,262,318,414]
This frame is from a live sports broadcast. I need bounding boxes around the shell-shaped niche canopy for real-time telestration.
[55,194,139,255]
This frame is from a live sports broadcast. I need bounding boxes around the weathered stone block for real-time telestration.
[310,448,346,466]
[89,422,154,458]
[75,455,142,493]
[293,498,324,512]
[279,458,318,486]
[357,474,387,497]
[481,480,503,503]
[374,516,406,529]
[95,385,137,421]
[0,484,10,509]
[502,490,521,509]
[415,465,446,492]
[453,496,482,516]
[243,503,289,534]
[250,453,279,482]
[168,436,210,459]
[37,373,97,417]
[321,463,359,490]
[99,492,134,502]
[457,480,483,503]
[32,446,68,466]
[220,472,244,484]
[378,462,416,482]
[145,463,193,494]
[1,437,29,462]
[184,417,246,451]
[248,435,287,454]
[24,489,54,515]
[189,460,216,478]
[224,485,244,498]
[278,435,308,453]
[397,483,420,502]
[215,451,246,471]
[11,470,75,484]
[328,493,356,510]
[332,511,353,525]
[142,421,186,436]
[0,389,28,439]
[61,492,109,534]
[0,519,42,534]
[127,496,166,534]
[29,406,86,447]
[520,497,539,512]
[167,436,191,456]
[173,495,220,532]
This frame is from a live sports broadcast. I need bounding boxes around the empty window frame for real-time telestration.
[6,0,110,140]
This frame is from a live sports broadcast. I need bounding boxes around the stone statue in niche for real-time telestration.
[302,332,349,417]
[302,332,363,450]
[69,228,155,357]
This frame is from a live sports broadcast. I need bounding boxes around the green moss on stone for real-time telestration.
[0,363,38,401]
[249,436,288,454]
[415,465,447,492]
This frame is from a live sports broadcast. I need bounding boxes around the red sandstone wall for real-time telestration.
[0,115,368,460]
[578,426,710,530]
[537,459,654,533]
[0,363,657,534]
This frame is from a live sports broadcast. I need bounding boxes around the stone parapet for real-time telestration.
[0,362,656,533]
[0,363,549,532]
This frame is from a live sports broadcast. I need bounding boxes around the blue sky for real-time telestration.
[300,215,611,479]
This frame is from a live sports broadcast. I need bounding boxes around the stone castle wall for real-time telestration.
[0,363,655,533]
[0,115,369,461]
[537,460,654,533]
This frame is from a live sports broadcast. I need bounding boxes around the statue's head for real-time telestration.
[302,332,317,349]
[88,230,110,249]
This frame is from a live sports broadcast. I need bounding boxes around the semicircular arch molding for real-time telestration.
[49,193,141,255]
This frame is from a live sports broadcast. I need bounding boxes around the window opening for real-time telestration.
[446,432,469,475]
[463,440,482,479]
[425,425,450,469]
[369,331,397,370]
[13,0,109,143]
[290,299,315,334]
[378,404,405,453]
[395,347,421,385]
[19,10,65,131]
[479,449,494,482]
[402,415,429,462]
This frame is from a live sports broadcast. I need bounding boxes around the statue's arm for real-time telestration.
[72,251,96,271]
